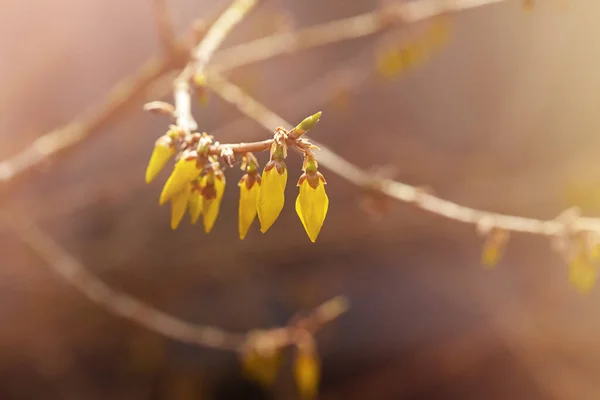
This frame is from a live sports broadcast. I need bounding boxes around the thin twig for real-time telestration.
[0,51,185,184]
[210,0,508,72]
[206,72,600,237]
[0,0,507,184]
[152,0,177,52]
[9,213,347,351]
[172,0,259,134]
[193,0,260,73]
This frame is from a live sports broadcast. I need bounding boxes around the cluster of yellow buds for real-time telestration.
[144,112,328,242]
[145,130,226,233]
[255,113,329,242]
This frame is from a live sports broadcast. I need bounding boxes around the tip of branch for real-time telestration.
[143,101,176,118]
[294,111,322,137]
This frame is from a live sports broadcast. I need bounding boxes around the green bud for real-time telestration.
[294,111,322,137]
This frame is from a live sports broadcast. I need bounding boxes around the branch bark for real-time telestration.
[206,71,600,237]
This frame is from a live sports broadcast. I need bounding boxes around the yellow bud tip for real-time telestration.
[159,158,200,205]
[257,167,287,233]
[170,187,191,230]
[239,182,259,240]
[296,178,328,243]
[145,143,175,184]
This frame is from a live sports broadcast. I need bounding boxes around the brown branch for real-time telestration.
[9,213,347,351]
[210,0,508,72]
[0,0,507,184]
[193,0,260,73]
[206,72,600,237]
[0,51,185,184]
[152,0,177,52]
[171,0,259,135]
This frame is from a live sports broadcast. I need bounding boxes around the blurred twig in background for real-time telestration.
[0,0,508,184]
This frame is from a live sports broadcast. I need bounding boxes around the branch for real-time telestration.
[0,0,508,184]
[172,0,259,134]
[152,0,177,52]
[210,0,508,72]
[9,213,347,351]
[206,72,600,237]
[0,51,185,184]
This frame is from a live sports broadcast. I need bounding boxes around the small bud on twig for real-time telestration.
[294,111,322,137]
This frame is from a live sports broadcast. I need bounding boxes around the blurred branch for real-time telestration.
[0,52,185,184]
[172,0,260,134]
[206,72,600,236]
[0,0,509,184]
[152,0,177,52]
[9,213,348,351]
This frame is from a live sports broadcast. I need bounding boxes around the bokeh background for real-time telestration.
[2,0,600,398]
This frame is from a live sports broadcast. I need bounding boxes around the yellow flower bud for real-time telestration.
[481,228,509,269]
[295,171,329,243]
[257,161,287,233]
[201,172,226,234]
[145,136,175,184]
[569,252,597,294]
[294,337,320,399]
[376,48,405,79]
[159,153,200,205]
[187,184,203,224]
[241,348,281,388]
[170,184,191,230]
[238,174,261,240]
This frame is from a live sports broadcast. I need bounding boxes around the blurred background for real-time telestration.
[2,0,600,398]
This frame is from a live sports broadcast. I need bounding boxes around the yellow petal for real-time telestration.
[159,158,200,205]
[239,181,260,240]
[188,189,203,224]
[569,255,597,294]
[170,185,191,230]
[257,167,287,233]
[376,49,404,79]
[481,229,509,269]
[428,16,451,49]
[591,244,600,262]
[294,349,320,399]
[295,180,329,243]
[241,349,281,388]
[202,176,226,233]
[145,142,175,183]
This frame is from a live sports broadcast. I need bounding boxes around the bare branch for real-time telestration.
[206,72,600,237]
[152,0,177,52]
[171,0,260,134]
[211,0,509,72]
[0,0,507,184]
[9,213,347,351]
[193,0,260,73]
[0,51,187,184]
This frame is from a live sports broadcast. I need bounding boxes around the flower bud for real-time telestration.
[187,182,203,224]
[238,168,261,240]
[145,135,175,184]
[201,171,226,233]
[295,159,328,243]
[159,151,200,205]
[294,335,320,399]
[294,111,322,137]
[257,160,287,233]
[170,184,191,230]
